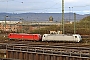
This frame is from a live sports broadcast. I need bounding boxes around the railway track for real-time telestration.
[0,41,90,60]
[3,41,89,58]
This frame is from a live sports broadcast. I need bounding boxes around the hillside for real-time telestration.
[0,13,89,22]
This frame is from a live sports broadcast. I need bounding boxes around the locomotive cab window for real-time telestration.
[75,36,77,38]
[9,34,11,36]
[44,35,45,37]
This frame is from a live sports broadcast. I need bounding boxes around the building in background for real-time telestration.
[0,21,72,33]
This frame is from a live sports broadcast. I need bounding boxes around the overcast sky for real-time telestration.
[0,0,90,14]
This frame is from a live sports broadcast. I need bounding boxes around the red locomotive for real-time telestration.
[8,33,42,41]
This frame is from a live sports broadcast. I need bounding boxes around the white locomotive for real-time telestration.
[42,34,82,42]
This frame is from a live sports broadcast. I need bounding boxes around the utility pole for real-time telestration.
[62,0,64,34]
[5,15,8,32]
[5,16,6,32]
[74,13,76,34]
[20,18,24,33]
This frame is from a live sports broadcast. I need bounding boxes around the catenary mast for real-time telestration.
[62,0,64,34]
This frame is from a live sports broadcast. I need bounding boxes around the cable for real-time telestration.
[73,5,90,8]
[0,0,14,2]
[1,0,90,13]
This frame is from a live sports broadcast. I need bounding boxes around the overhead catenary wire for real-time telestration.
[0,0,90,13]
[0,0,14,2]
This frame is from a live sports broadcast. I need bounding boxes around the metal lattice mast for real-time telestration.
[62,0,64,34]
[74,13,76,34]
